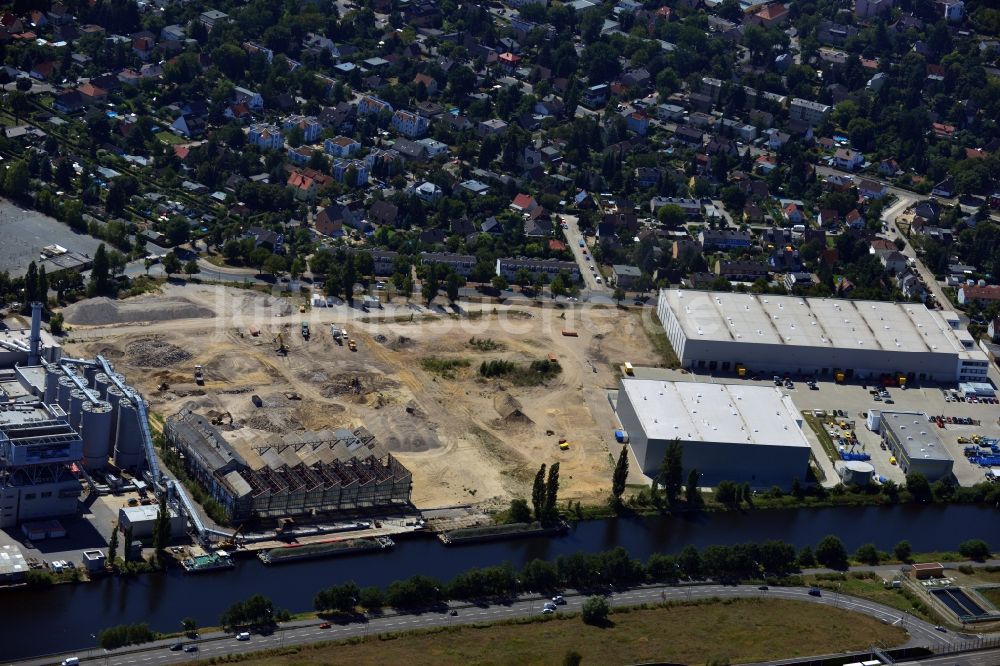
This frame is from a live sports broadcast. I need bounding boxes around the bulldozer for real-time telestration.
[274,332,288,355]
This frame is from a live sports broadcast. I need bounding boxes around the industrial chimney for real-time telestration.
[27,301,42,365]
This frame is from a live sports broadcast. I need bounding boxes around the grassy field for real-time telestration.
[201,598,906,666]
[157,130,188,145]
[979,587,1000,609]
[640,310,680,368]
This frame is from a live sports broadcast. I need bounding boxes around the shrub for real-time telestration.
[581,595,611,625]
[958,539,990,561]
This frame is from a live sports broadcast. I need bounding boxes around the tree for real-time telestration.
[684,469,701,506]
[797,546,816,568]
[183,259,200,276]
[422,264,440,306]
[491,275,509,292]
[15,76,31,91]
[581,595,611,625]
[161,252,182,277]
[659,440,684,502]
[893,540,912,563]
[23,261,38,305]
[108,524,119,569]
[49,312,64,335]
[446,272,461,302]
[958,539,990,561]
[123,524,134,562]
[152,493,171,561]
[4,160,30,199]
[181,617,197,635]
[855,543,880,565]
[544,462,560,523]
[613,286,625,305]
[264,254,287,278]
[37,266,48,305]
[509,498,532,523]
[359,586,385,612]
[906,472,932,502]
[563,651,583,666]
[88,244,113,296]
[715,480,739,506]
[656,204,686,227]
[815,535,849,570]
[531,464,547,522]
[611,445,629,507]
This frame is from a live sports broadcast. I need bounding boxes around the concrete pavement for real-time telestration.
[10,584,959,666]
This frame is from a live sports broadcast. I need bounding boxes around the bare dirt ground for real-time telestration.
[62,283,656,509]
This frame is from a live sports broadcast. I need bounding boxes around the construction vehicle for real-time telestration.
[194,365,204,385]
[348,338,357,352]
[558,438,569,451]
[274,332,288,355]
[301,322,310,340]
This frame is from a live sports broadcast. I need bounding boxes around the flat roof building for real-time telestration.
[615,379,811,488]
[878,411,953,481]
[657,290,990,382]
[118,504,186,539]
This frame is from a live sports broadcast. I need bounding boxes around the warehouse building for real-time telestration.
[165,409,412,522]
[657,290,990,383]
[615,379,811,488]
[878,411,953,481]
[118,504,186,539]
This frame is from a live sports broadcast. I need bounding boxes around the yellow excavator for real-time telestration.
[273,332,288,355]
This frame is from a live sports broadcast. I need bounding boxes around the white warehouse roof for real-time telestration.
[662,290,979,357]
[619,379,809,449]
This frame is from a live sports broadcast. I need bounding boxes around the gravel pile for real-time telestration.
[63,297,214,325]
[125,337,192,367]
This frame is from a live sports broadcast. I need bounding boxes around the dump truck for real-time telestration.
[194,365,204,385]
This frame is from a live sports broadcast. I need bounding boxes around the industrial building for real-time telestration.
[615,379,812,488]
[165,409,412,522]
[118,504,186,539]
[875,411,954,481]
[657,290,991,383]
[1,304,154,528]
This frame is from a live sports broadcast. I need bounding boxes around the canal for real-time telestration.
[1,503,995,660]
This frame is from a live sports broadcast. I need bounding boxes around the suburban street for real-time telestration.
[10,584,964,666]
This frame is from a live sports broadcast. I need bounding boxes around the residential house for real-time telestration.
[699,229,751,249]
[357,95,393,116]
[940,0,964,22]
[170,110,204,138]
[510,193,539,213]
[958,285,1000,306]
[331,158,369,186]
[582,84,609,108]
[834,147,864,171]
[650,196,701,218]
[416,138,449,159]
[248,123,284,150]
[987,317,1000,343]
[749,3,789,27]
[625,112,650,136]
[282,115,322,143]
[768,247,801,271]
[314,205,352,238]
[324,135,361,157]
[879,250,909,274]
[896,269,926,300]
[368,200,400,228]
[878,159,900,177]
[481,216,503,235]
[496,258,581,282]
[287,146,313,165]
[478,119,508,137]
[674,125,704,147]
[612,265,642,289]
[673,237,701,260]
[161,24,186,41]
[232,86,263,110]
[420,252,476,277]
[53,90,83,113]
[458,180,490,196]
[76,82,108,105]
[783,203,805,224]
[413,73,438,96]
[635,167,660,189]
[391,110,430,138]
[856,0,894,17]
[858,179,888,199]
[390,138,427,163]
[789,97,831,124]
[244,227,284,253]
[932,177,955,198]
[200,9,229,30]
[415,182,443,203]
[845,209,865,228]
[716,259,769,281]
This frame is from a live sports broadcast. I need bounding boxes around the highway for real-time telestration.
[11,585,962,666]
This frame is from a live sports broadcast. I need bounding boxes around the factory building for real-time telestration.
[118,504,186,539]
[1,303,153,527]
[615,379,811,488]
[877,411,954,481]
[165,409,412,522]
[657,290,990,383]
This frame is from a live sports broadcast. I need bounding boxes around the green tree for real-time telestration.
[108,523,119,570]
[684,469,701,506]
[613,286,625,304]
[906,472,932,502]
[161,252,182,277]
[958,539,990,561]
[893,540,912,563]
[49,312,64,335]
[715,480,739,506]
[152,493,171,561]
[544,462,560,523]
[37,266,48,305]
[659,440,684,502]
[183,259,200,276]
[531,464,547,522]
[815,535,849,570]
[446,271,461,302]
[264,254,287,278]
[88,244,112,296]
[656,204,686,227]
[581,595,611,625]
[422,264,440,306]
[359,586,385,612]
[509,498,532,523]
[611,444,629,507]
[855,543,880,565]
[123,524,134,562]
[23,261,38,305]
[181,617,197,636]
[797,546,816,568]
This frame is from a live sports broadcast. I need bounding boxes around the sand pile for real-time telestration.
[63,296,214,325]
[235,293,292,317]
[125,337,192,367]
[367,405,441,453]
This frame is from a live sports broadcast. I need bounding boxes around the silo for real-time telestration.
[69,389,87,432]
[81,400,113,469]
[83,363,99,386]
[114,398,145,470]
[57,376,76,411]
[92,373,110,400]
[105,385,124,445]
[839,460,875,486]
[44,364,62,405]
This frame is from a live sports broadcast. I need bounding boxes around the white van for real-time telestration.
[61,659,80,666]
[236,632,251,641]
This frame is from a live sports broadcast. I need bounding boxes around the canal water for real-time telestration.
[1,504,995,660]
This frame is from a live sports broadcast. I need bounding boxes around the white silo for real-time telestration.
[57,375,76,410]
[69,389,87,432]
[44,364,62,405]
[92,373,110,400]
[81,400,113,469]
[105,385,124,445]
[114,398,145,470]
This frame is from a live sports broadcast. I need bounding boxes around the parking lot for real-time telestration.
[0,199,104,276]
[648,368,1000,488]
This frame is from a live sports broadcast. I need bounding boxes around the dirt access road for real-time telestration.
[62,283,657,510]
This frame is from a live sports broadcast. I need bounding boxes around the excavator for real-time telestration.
[273,332,288,355]
[220,523,246,550]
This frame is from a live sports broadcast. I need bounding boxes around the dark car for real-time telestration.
[450,609,458,616]
[170,643,184,651]
[757,585,769,590]
[184,645,198,653]
[808,587,822,597]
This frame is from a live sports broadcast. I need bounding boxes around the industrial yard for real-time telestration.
[62,283,656,510]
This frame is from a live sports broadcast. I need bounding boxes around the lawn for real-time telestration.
[979,587,1000,609]
[214,598,907,666]
[641,310,680,368]
[156,130,187,145]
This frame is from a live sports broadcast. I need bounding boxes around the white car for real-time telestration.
[552,595,566,605]
[236,632,250,641]
[541,607,554,614]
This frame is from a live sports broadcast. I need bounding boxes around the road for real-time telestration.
[560,213,609,294]
[12,584,960,666]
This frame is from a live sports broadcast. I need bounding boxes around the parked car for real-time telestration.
[552,595,566,605]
